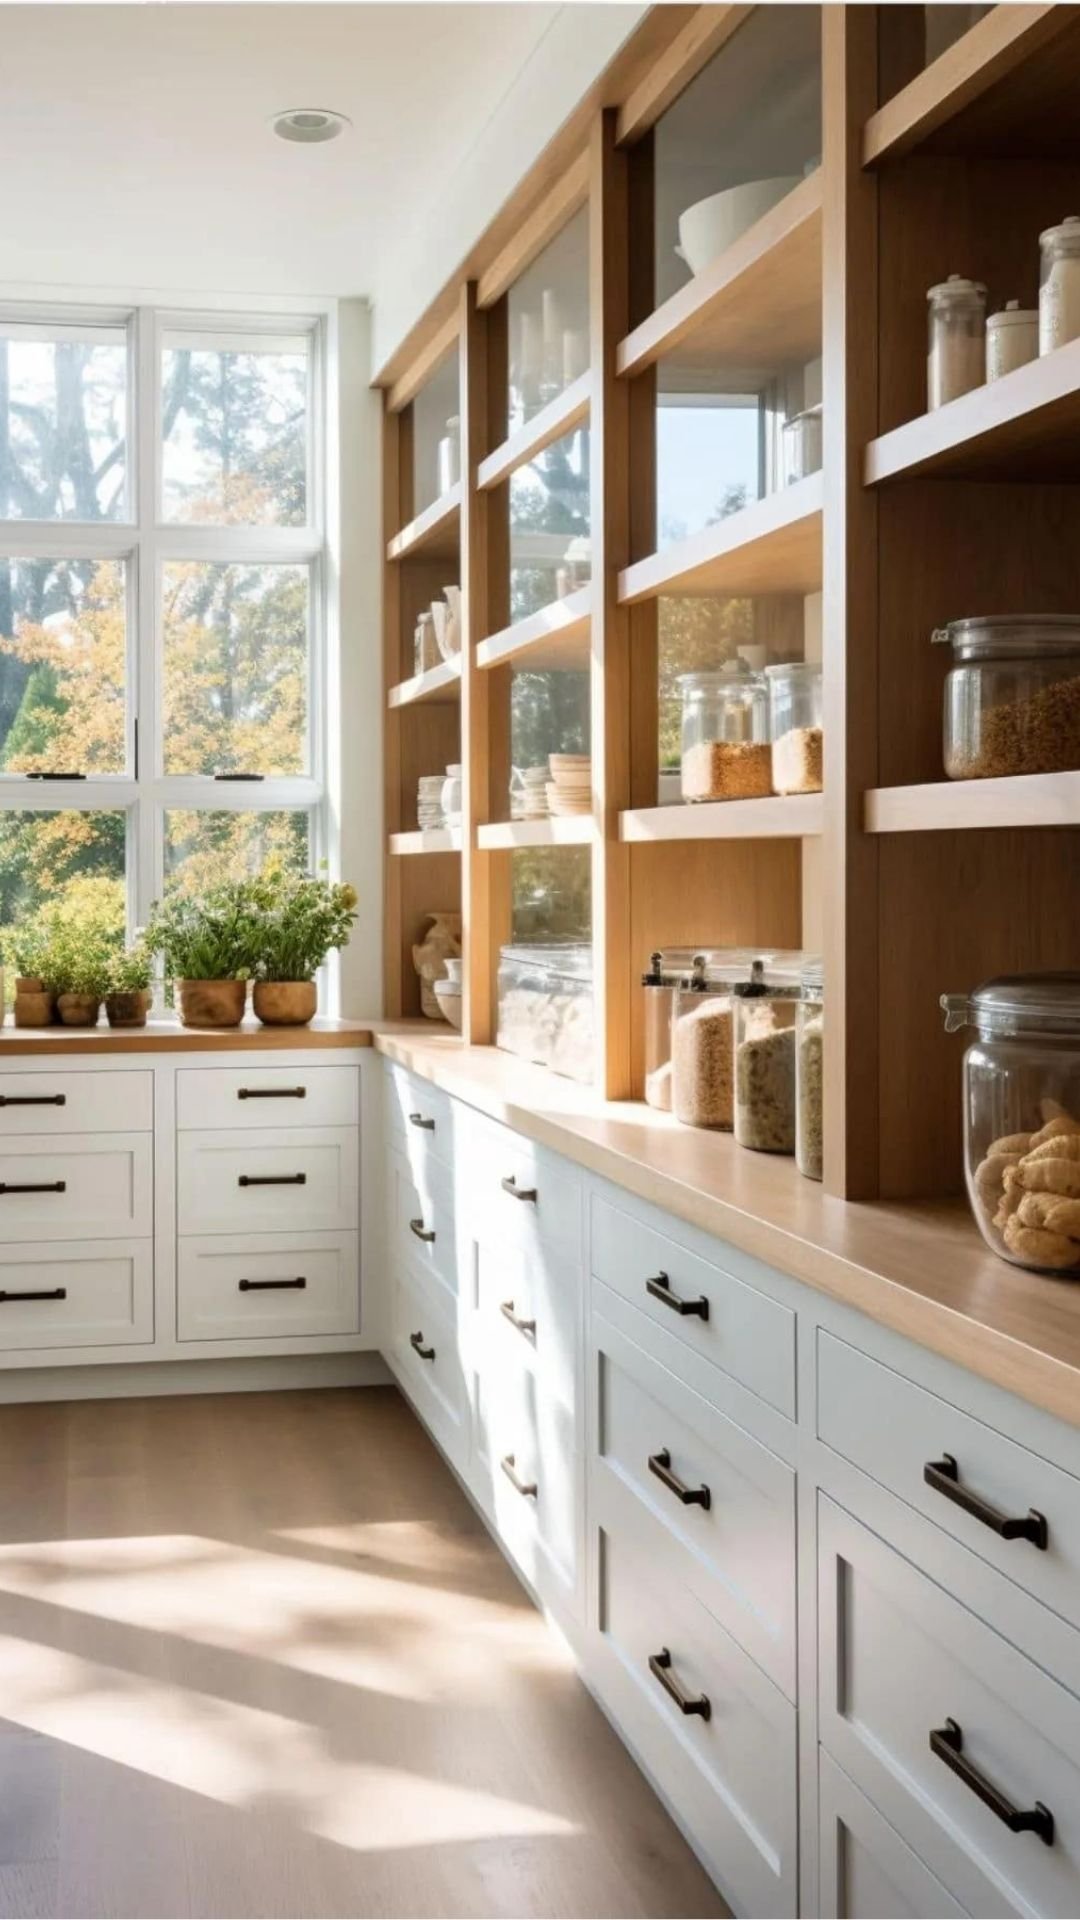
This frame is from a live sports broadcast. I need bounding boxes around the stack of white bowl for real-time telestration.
[511,766,550,821]
[417,774,445,830]
[546,753,592,817]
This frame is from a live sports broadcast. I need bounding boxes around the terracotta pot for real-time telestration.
[177,979,248,1029]
[15,976,44,994]
[57,992,102,1028]
[13,991,54,1029]
[106,989,151,1030]
[253,980,318,1027]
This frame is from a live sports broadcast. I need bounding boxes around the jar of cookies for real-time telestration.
[941,973,1080,1275]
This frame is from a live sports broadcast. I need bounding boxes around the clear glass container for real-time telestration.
[941,974,1080,1274]
[679,662,771,802]
[441,763,462,826]
[667,950,756,1128]
[643,948,696,1113]
[927,275,986,410]
[796,957,824,1181]
[781,407,822,486]
[1039,216,1080,355]
[766,661,823,794]
[933,615,1080,779]
[497,943,594,1083]
[733,958,803,1153]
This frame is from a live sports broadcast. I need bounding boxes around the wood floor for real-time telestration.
[0,1386,727,1919]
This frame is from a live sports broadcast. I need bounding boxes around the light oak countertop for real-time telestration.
[376,1025,1080,1432]
[0,1016,379,1054]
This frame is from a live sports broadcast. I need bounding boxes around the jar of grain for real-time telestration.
[670,950,769,1130]
[796,957,823,1181]
[678,664,771,804]
[986,302,1038,382]
[733,959,802,1154]
[1039,216,1080,354]
[766,661,823,794]
[927,275,986,409]
[643,948,693,1112]
[934,615,1080,779]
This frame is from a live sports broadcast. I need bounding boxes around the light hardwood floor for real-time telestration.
[0,1386,727,1919]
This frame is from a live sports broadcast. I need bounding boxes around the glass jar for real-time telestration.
[796,958,824,1181]
[668,950,764,1129]
[986,301,1038,382]
[781,407,822,486]
[933,615,1080,779]
[927,275,986,409]
[941,974,1080,1274]
[642,948,696,1112]
[733,959,802,1153]
[678,663,771,803]
[1039,216,1080,355]
[441,763,463,826]
[766,662,823,794]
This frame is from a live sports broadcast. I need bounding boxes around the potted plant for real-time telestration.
[249,866,358,1026]
[105,943,153,1028]
[144,884,258,1029]
[6,922,55,1026]
[46,933,111,1028]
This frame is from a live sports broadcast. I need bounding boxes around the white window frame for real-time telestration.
[0,300,328,932]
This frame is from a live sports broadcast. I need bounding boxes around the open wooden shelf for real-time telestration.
[387,658,462,710]
[477,587,592,671]
[621,794,823,842]
[617,171,822,379]
[619,472,823,603]
[865,339,1080,485]
[865,772,1080,834]
[477,816,594,850]
[477,374,591,491]
[389,828,463,855]
[386,485,462,563]
[863,5,1074,166]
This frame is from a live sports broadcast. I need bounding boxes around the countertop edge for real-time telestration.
[0,1019,378,1054]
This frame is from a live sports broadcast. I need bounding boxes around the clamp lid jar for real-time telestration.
[933,614,1080,779]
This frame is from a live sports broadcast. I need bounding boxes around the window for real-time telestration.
[0,307,325,948]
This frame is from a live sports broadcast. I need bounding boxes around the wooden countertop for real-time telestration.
[0,1016,378,1054]
[376,1026,1080,1432]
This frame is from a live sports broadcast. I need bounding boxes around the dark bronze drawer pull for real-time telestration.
[500,1453,538,1499]
[930,1719,1053,1846]
[0,1287,67,1303]
[409,1330,435,1361]
[501,1175,537,1203]
[648,1648,711,1720]
[0,1094,66,1108]
[238,1277,307,1292]
[500,1300,537,1338]
[408,1112,436,1131]
[238,1173,307,1188]
[646,1271,709,1321]
[0,1181,66,1196]
[409,1218,436,1243]
[648,1447,711,1510]
[238,1087,306,1100]
[924,1453,1048,1550]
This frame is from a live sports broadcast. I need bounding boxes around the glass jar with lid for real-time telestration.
[766,662,823,794]
[933,615,1080,779]
[733,957,803,1153]
[1039,216,1080,354]
[643,948,693,1112]
[667,950,766,1129]
[796,957,823,1181]
[678,663,771,804]
[926,275,986,409]
[941,974,1080,1274]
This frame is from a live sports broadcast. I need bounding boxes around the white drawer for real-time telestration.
[473,1347,579,1612]
[177,1232,359,1342]
[591,1192,795,1419]
[0,1240,152,1352]
[177,1128,358,1235]
[471,1234,577,1408]
[390,1150,461,1302]
[391,1268,467,1473]
[819,1497,1080,1920]
[177,1065,358,1131]
[383,1063,453,1166]
[456,1110,582,1266]
[594,1522,797,1918]
[819,1752,968,1920]
[817,1331,1080,1638]
[0,1134,151,1242]
[593,1305,796,1697]
[0,1069,152,1135]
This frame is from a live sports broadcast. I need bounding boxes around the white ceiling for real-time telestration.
[0,3,563,301]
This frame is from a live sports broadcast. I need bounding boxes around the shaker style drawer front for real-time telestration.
[384,1065,453,1166]
[177,1129,358,1235]
[177,1066,358,1131]
[819,1498,1080,1920]
[594,1311,796,1696]
[818,1752,968,1920]
[177,1233,359,1342]
[473,1353,579,1605]
[391,1270,466,1472]
[473,1236,577,1407]
[456,1111,582,1265]
[817,1331,1080,1635]
[391,1151,460,1300]
[0,1070,153,1136]
[591,1193,795,1419]
[596,1523,797,1919]
[0,1134,151,1242]
[0,1241,153,1351]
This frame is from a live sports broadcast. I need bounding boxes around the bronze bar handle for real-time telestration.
[0,1181,66,1196]
[408,1112,436,1131]
[0,1287,67,1303]
[500,1300,537,1338]
[930,1720,1054,1846]
[648,1447,711,1510]
[501,1176,537,1203]
[238,1173,307,1188]
[238,1087,306,1100]
[500,1453,538,1499]
[409,1218,436,1243]
[648,1648,711,1720]
[409,1330,435,1361]
[0,1094,66,1108]
[238,1277,307,1292]
[646,1271,709,1321]
[924,1454,1048,1550]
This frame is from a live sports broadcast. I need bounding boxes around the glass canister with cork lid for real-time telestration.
[733,957,803,1153]
[678,663,771,803]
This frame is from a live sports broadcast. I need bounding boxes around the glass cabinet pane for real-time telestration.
[509,426,590,621]
[508,207,589,432]
[410,350,460,517]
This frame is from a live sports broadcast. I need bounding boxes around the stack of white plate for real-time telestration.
[417,774,445,830]
[510,766,550,821]
[546,753,592,816]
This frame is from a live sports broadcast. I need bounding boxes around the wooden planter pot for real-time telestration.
[253,981,318,1027]
[177,980,248,1029]
[106,990,151,1029]
[57,993,102,1028]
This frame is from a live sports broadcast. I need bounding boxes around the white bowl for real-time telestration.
[433,980,462,1030]
[442,957,463,987]
[676,176,799,275]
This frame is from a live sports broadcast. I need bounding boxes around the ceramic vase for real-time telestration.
[412,912,462,1020]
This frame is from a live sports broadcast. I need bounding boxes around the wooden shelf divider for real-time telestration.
[619,472,823,603]
[478,817,595,850]
[477,586,592,672]
[388,828,463,856]
[621,794,823,842]
[386,485,462,563]
[387,658,461,710]
[865,339,1080,486]
[865,773,1080,834]
[862,4,1067,166]
[477,374,591,491]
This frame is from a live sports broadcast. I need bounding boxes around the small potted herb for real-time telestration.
[249,867,358,1026]
[6,923,55,1026]
[47,937,111,1028]
[105,943,153,1028]
[144,884,259,1029]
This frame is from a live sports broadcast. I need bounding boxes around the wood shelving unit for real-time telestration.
[389,828,463,855]
[386,486,461,563]
[477,817,595,850]
[865,773,1080,834]
[866,338,1080,485]
[477,374,591,490]
[386,659,461,709]
[621,794,824,842]
[476,587,591,672]
[619,473,823,603]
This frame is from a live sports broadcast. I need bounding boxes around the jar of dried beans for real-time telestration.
[678,664,771,803]
[733,959,802,1154]
[766,661,823,794]
[670,950,770,1130]
[796,957,824,1181]
[934,615,1080,779]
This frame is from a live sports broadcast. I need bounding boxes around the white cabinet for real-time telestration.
[818,1752,968,1920]
[0,1133,152,1241]
[177,1127,359,1235]
[0,1069,152,1135]
[177,1064,358,1131]
[177,1233,360,1341]
[0,1241,153,1349]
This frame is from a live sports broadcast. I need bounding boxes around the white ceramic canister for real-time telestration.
[986,300,1038,381]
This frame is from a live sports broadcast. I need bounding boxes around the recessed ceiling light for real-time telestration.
[272,108,351,145]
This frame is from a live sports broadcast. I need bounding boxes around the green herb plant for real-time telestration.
[108,942,153,996]
[144,883,261,983]
[249,864,359,983]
